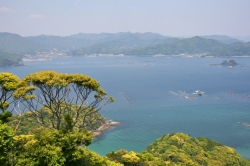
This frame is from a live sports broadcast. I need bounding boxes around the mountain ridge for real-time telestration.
[0,32,250,58]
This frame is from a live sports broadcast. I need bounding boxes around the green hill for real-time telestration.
[0,32,175,54]
[106,132,250,165]
[202,35,242,44]
[0,50,23,67]
[210,42,250,57]
[26,35,95,50]
[1,32,250,57]
[143,132,249,166]
[70,32,178,55]
[124,36,227,55]
[0,32,47,53]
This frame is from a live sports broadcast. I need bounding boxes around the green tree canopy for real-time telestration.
[143,132,248,166]
[0,72,20,123]
[0,122,15,165]
[106,149,166,166]
[14,70,114,132]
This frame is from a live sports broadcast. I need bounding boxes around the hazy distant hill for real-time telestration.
[69,32,168,41]
[71,35,250,56]
[68,32,115,40]
[71,32,179,55]
[1,32,250,57]
[233,36,250,43]
[210,42,250,57]
[0,32,46,53]
[201,35,242,44]
[0,32,174,54]
[26,35,94,50]
[123,36,228,55]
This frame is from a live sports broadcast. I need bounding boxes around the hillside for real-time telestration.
[143,132,249,166]
[0,50,23,67]
[26,35,93,50]
[0,32,47,53]
[0,32,173,54]
[123,36,228,55]
[72,36,250,56]
[1,32,250,58]
[202,35,242,44]
[70,32,178,55]
[210,42,250,57]
[106,132,250,165]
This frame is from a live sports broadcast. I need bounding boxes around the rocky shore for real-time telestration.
[92,120,120,137]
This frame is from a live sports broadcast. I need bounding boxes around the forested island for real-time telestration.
[1,71,250,165]
[221,60,238,66]
[210,60,238,66]
[1,32,250,67]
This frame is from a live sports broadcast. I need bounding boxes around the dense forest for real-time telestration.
[1,71,250,165]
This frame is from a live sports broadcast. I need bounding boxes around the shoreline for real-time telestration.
[92,120,120,137]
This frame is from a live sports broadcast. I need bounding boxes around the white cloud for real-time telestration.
[0,7,15,12]
[29,14,44,19]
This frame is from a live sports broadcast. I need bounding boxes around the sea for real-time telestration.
[1,55,250,159]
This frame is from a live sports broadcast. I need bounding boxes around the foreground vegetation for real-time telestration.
[0,71,250,165]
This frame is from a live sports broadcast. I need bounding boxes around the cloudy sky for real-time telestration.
[0,0,249,37]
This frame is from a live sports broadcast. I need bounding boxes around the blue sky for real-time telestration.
[0,0,249,37]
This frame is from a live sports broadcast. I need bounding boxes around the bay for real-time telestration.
[1,56,250,159]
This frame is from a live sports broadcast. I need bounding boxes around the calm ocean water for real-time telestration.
[1,56,250,158]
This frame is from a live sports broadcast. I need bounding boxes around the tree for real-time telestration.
[13,128,123,166]
[143,132,249,166]
[0,122,15,166]
[13,128,92,166]
[14,70,114,132]
[106,149,166,166]
[0,72,20,123]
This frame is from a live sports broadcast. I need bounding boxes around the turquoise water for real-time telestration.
[1,56,250,158]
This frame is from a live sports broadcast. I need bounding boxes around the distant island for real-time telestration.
[210,60,238,67]
[221,60,238,66]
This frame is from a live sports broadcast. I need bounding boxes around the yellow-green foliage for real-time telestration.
[82,148,124,166]
[9,104,105,135]
[12,128,122,166]
[143,132,248,166]
[1,123,121,166]
[107,149,167,166]
[13,128,93,165]
[0,72,20,91]
[14,70,103,98]
[0,122,15,165]
[0,72,20,112]
[13,70,114,131]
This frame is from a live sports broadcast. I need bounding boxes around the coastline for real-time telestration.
[92,120,120,137]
